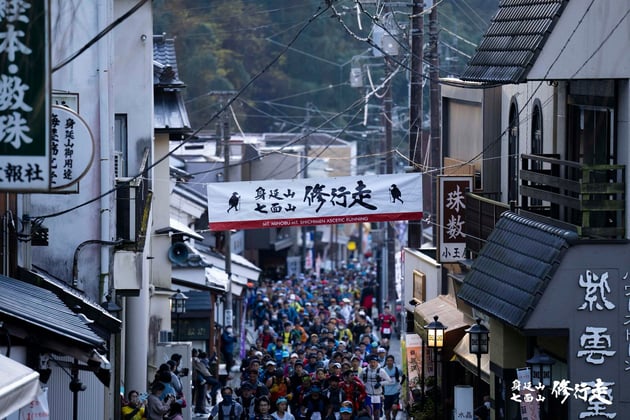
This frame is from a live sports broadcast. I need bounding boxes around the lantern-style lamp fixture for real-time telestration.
[170,289,188,314]
[466,318,489,355]
[527,349,555,387]
[425,315,447,348]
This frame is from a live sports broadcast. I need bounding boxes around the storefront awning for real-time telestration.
[201,251,261,284]
[156,218,204,241]
[452,335,490,383]
[0,355,40,418]
[206,267,244,296]
[414,295,469,345]
[172,265,243,296]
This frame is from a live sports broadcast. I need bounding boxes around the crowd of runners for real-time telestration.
[207,267,406,420]
[121,265,407,420]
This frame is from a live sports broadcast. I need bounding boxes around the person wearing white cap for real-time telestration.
[362,355,394,420]
[339,298,352,323]
[376,347,387,367]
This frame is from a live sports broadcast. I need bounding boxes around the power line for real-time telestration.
[52,0,151,73]
[33,2,333,220]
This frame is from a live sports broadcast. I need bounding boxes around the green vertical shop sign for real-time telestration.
[0,0,50,191]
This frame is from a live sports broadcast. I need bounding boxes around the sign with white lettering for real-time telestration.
[49,105,94,191]
[207,173,423,231]
[0,0,51,191]
[437,176,472,263]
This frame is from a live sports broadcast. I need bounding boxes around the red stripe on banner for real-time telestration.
[208,211,423,231]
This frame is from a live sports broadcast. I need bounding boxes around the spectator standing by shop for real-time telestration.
[166,359,183,396]
[121,390,146,420]
[193,350,220,415]
[474,395,491,420]
[221,326,238,375]
[146,382,174,420]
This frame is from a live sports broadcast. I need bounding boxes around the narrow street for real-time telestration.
[218,310,409,420]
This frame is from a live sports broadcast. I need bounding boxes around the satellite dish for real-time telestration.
[168,242,189,264]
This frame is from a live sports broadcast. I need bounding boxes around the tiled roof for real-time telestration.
[183,291,212,312]
[461,0,567,83]
[153,34,191,132]
[457,211,577,328]
[0,275,107,350]
[153,35,184,86]
[23,266,121,334]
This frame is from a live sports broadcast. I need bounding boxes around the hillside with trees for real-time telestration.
[153,0,498,153]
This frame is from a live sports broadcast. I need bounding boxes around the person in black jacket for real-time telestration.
[474,395,491,420]
[221,326,238,375]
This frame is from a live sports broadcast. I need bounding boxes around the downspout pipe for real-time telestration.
[98,1,113,303]
[72,239,123,288]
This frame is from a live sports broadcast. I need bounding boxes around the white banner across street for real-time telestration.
[207,173,423,231]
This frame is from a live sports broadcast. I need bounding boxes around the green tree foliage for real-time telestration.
[153,0,498,137]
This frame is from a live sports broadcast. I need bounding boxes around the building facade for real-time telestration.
[404,1,630,419]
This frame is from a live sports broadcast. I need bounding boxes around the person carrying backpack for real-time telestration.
[340,370,366,415]
[210,386,244,420]
[362,355,394,420]
[382,355,405,420]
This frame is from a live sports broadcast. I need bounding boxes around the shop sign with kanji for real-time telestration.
[437,176,472,263]
[0,0,51,191]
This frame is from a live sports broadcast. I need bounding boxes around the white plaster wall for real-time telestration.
[28,2,110,296]
[528,0,630,80]
[402,247,441,313]
[499,82,556,203]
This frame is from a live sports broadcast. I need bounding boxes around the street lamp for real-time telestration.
[425,315,447,419]
[527,349,555,419]
[466,318,489,407]
[170,289,188,341]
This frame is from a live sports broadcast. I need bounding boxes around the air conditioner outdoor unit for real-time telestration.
[114,151,125,179]
[159,330,173,343]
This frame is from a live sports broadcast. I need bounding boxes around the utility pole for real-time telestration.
[379,1,396,309]
[223,118,233,328]
[301,104,312,274]
[429,3,441,246]
[210,90,236,328]
[408,1,424,249]
[384,56,396,305]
